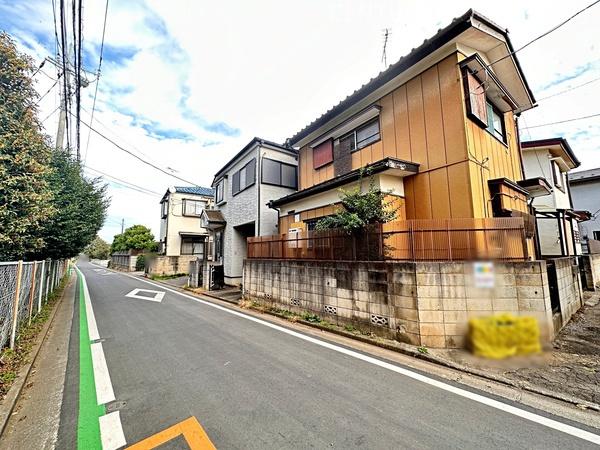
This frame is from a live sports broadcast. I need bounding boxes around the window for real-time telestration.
[313,139,333,169]
[486,102,505,142]
[181,237,205,256]
[215,179,225,203]
[338,118,380,152]
[552,161,564,190]
[183,199,206,216]
[232,158,256,195]
[594,231,600,241]
[161,200,169,218]
[261,158,297,189]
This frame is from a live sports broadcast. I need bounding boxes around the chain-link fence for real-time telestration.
[0,259,69,350]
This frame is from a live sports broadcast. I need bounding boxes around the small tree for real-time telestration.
[315,174,400,232]
[84,236,111,260]
[111,225,156,253]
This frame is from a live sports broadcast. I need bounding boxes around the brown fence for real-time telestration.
[247,217,529,261]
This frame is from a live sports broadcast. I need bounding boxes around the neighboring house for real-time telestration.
[270,9,536,255]
[520,138,587,257]
[209,138,298,286]
[158,186,214,258]
[569,167,600,252]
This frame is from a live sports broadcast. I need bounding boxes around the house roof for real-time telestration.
[521,138,581,169]
[268,157,419,208]
[161,185,215,202]
[569,167,600,184]
[212,137,297,185]
[287,9,536,147]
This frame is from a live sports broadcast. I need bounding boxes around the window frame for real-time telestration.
[215,179,225,204]
[312,139,334,169]
[231,158,256,196]
[261,158,298,189]
[182,198,206,217]
[485,101,507,144]
[338,117,381,153]
[161,200,169,218]
[180,236,205,256]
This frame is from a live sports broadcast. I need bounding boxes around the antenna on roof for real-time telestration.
[381,28,391,67]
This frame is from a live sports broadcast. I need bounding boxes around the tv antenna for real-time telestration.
[381,28,391,67]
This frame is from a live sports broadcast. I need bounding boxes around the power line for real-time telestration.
[41,105,61,123]
[83,0,110,165]
[520,112,600,129]
[84,165,162,197]
[70,111,203,187]
[537,75,600,101]
[59,0,71,151]
[35,72,62,105]
[475,0,600,75]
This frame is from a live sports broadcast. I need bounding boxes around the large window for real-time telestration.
[262,158,297,189]
[183,199,206,216]
[552,161,564,190]
[232,158,256,196]
[463,69,506,143]
[181,237,205,256]
[338,118,380,153]
[215,179,225,203]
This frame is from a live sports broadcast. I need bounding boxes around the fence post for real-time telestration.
[10,261,24,350]
[28,261,38,326]
[45,261,52,302]
[37,260,45,313]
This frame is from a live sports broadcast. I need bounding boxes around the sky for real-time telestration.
[1,0,599,242]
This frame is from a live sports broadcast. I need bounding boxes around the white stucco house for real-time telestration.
[158,186,215,258]
[520,138,589,257]
[206,138,298,286]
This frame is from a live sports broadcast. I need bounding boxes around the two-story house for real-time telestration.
[569,168,600,252]
[158,186,214,259]
[520,138,586,258]
[206,138,298,286]
[270,9,536,257]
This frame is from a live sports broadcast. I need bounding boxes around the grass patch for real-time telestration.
[0,274,69,400]
[149,273,187,281]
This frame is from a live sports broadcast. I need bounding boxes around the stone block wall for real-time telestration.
[581,254,600,291]
[147,255,198,276]
[243,259,568,348]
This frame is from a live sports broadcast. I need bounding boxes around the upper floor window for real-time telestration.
[338,118,380,153]
[262,158,297,189]
[183,199,206,217]
[161,200,168,218]
[215,179,225,203]
[464,69,506,144]
[552,161,564,190]
[232,158,256,196]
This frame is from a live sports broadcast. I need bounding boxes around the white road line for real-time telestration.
[99,411,127,450]
[91,342,116,405]
[123,271,600,445]
[75,266,126,449]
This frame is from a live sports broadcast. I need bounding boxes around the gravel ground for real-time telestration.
[443,292,600,405]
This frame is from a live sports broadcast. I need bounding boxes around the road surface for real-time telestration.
[56,260,600,449]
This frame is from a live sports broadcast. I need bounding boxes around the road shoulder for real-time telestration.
[0,273,76,450]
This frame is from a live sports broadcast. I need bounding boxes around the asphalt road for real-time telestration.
[58,260,600,449]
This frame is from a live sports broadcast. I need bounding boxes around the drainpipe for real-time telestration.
[256,145,266,237]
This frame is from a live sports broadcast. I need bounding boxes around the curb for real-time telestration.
[0,272,75,437]
[138,275,600,413]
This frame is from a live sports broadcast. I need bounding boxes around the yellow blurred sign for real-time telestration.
[469,313,541,359]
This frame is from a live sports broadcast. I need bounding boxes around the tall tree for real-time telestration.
[84,236,111,260]
[29,149,109,259]
[0,32,55,260]
[111,225,157,253]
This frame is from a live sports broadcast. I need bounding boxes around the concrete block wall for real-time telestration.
[243,259,564,348]
[147,255,198,276]
[581,254,600,291]
[552,257,583,327]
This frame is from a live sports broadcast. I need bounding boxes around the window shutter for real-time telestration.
[232,172,240,194]
[246,158,256,185]
[463,69,487,126]
[313,139,333,169]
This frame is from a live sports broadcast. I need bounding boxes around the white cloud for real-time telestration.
[3,0,600,242]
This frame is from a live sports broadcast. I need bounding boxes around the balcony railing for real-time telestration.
[247,217,529,262]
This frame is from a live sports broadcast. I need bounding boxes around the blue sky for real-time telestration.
[1,0,599,241]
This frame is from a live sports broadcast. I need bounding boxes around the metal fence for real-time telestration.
[0,259,69,350]
[248,218,529,262]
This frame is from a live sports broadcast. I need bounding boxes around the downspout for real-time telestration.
[256,144,266,236]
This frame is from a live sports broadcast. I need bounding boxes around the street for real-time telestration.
[54,260,600,449]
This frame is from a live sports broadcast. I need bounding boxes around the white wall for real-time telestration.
[163,192,211,256]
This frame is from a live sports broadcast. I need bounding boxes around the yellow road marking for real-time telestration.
[127,416,216,449]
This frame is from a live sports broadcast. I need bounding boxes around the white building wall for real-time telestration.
[163,192,211,256]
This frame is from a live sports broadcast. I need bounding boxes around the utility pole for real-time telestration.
[55,64,70,150]
[121,219,125,234]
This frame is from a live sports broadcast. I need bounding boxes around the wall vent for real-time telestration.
[370,314,389,327]
[324,305,337,315]
[290,298,301,306]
